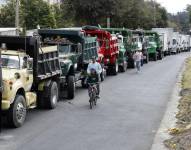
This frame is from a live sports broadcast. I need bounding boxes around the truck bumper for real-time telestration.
[2,100,10,110]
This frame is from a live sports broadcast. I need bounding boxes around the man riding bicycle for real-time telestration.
[87,56,102,98]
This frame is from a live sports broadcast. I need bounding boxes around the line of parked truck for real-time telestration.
[0,27,190,128]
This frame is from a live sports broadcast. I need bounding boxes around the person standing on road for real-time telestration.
[87,56,102,97]
[133,50,143,73]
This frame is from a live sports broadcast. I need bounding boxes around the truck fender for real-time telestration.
[10,80,26,104]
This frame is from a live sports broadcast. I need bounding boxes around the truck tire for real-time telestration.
[158,52,163,60]
[112,61,119,75]
[67,76,75,99]
[153,53,157,61]
[121,61,127,72]
[7,95,27,128]
[145,55,149,64]
[128,58,135,68]
[81,78,88,88]
[100,72,105,81]
[46,81,58,109]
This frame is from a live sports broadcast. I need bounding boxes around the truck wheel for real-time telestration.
[67,76,75,99]
[145,55,149,63]
[121,61,127,72]
[7,95,27,128]
[81,78,88,88]
[46,81,58,109]
[100,72,105,81]
[153,53,157,61]
[128,58,135,68]
[159,52,163,60]
[112,62,118,75]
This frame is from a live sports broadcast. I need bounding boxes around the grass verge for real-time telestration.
[164,58,191,150]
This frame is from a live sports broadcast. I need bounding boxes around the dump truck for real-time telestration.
[101,28,133,71]
[185,35,191,52]
[1,36,61,127]
[180,34,188,52]
[159,33,168,55]
[132,30,149,64]
[82,26,119,75]
[170,32,179,54]
[152,28,173,55]
[145,31,163,61]
[38,28,99,97]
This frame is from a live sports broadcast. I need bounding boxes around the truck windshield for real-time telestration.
[148,36,155,42]
[2,55,20,69]
[59,45,70,54]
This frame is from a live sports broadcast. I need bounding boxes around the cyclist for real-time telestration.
[87,56,102,98]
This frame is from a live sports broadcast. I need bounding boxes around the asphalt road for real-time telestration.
[0,53,190,150]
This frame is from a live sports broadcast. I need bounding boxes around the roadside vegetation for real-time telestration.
[1,0,191,33]
[164,58,191,150]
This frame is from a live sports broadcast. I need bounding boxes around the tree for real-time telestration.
[0,0,16,27]
[64,0,119,26]
[21,0,56,29]
[0,0,57,30]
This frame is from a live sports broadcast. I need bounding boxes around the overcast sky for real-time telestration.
[155,0,191,14]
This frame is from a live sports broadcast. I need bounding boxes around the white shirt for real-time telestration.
[133,52,142,62]
[87,62,102,74]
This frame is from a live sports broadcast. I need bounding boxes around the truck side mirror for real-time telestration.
[27,58,33,73]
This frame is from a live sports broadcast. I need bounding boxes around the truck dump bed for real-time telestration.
[38,29,98,65]
[0,36,61,84]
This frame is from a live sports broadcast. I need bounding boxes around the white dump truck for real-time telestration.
[171,32,180,54]
[152,28,173,56]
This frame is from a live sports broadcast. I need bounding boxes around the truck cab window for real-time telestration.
[2,55,20,69]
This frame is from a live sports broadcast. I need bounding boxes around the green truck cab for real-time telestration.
[145,31,163,61]
[0,36,61,127]
[38,29,98,99]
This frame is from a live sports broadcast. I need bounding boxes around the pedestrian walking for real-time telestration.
[133,50,142,73]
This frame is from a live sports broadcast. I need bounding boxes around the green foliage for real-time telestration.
[0,0,16,27]
[0,0,169,30]
[63,0,168,29]
[187,5,191,24]
[168,11,190,33]
[0,0,57,30]
[21,0,57,29]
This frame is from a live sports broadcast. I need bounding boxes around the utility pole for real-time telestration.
[15,0,20,35]
[107,17,111,28]
[152,0,156,27]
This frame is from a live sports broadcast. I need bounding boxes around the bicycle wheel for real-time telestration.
[90,98,93,109]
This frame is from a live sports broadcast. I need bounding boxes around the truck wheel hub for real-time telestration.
[16,103,25,121]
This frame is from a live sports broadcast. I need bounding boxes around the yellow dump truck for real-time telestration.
[0,36,61,127]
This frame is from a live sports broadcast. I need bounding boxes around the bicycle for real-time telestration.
[88,83,99,109]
